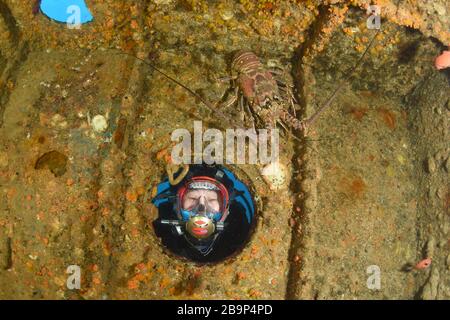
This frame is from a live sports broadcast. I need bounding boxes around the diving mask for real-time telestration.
[177,177,229,240]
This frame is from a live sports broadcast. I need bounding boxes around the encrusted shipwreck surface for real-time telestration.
[0,0,448,299]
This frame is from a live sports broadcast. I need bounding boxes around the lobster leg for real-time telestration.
[286,89,298,117]
[216,75,238,83]
[276,83,297,117]
[277,119,289,133]
[239,94,246,123]
[244,102,256,130]
[269,67,285,75]
[272,70,298,117]
[277,120,303,143]
[220,86,239,109]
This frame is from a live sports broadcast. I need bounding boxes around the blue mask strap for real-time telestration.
[180,209,192,221]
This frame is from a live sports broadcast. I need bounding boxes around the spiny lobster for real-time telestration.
[111,26,379,183]
[220,50,306,132]
[111,27,378,137]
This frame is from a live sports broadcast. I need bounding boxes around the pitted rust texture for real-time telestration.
[0,1,448,299]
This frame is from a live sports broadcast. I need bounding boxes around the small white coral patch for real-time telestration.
[261,161,288,190]
[91,115,108,133]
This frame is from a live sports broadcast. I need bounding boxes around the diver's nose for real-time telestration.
[198,196,206,213]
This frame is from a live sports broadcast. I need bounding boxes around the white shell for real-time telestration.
[261,161,288,190]
[91,115,108,133]
[221,9,234,21]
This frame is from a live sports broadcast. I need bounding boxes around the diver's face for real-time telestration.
[182,189,221,213]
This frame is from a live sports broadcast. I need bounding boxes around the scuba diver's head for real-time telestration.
[177,177,230,241]
[153,164,255,259]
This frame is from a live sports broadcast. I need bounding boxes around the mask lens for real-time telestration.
[180,209,222,222]
[181,189,222,217]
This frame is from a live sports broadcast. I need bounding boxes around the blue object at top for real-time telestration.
[40,0,93,24]
[152,167,255,224]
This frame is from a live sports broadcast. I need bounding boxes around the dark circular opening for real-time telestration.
[152,164,256,264]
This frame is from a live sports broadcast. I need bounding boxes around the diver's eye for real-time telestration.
[183,196,200,210]
[207,198,219,205]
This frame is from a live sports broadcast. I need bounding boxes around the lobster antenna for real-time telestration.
[303,28,381,127]
[304,0,405,128]
[108,48,242,127]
